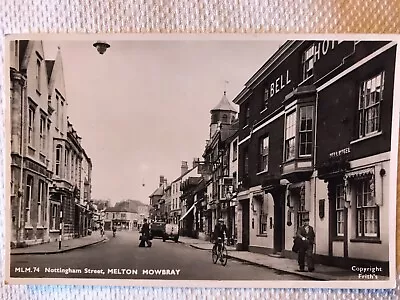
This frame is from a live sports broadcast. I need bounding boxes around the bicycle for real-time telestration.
[212,237,228,266]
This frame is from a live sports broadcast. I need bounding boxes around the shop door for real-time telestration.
[241,200,250,251]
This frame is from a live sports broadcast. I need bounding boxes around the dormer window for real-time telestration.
[263,87,269,110]
[302,45,314,81]
[222,114,228,123]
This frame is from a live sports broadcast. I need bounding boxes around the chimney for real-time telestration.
[192,157,200,168]
[181,161,188,175]
[159,175,164,187]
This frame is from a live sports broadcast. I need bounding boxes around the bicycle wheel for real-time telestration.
[220,246,228,266]
[211,245,218,264]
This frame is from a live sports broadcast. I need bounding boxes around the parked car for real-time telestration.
[163,223,179,242]
[150,221,166,238]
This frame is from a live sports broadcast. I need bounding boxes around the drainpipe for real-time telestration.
[313,92,319,252]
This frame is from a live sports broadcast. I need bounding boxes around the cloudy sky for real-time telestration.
[43,38,282,205]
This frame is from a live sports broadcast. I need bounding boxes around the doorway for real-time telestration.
[241,199,250,251]
[273,191,285,253]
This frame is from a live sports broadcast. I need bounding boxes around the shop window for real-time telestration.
[285,110,296,160]
[302,44,314,81]
[297,187,309,228]
[358,72,384,138]
[299,106,314,156]
[335,184,345,237]
[259,136,269,172]
[355,178,379,238]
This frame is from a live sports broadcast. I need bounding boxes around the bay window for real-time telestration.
[285,111,296,160]
[299,106,314,156]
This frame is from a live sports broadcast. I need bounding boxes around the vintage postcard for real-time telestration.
[4,34,399,289]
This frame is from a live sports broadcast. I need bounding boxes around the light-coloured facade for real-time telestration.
[104,209,139,230]
[10,41,53,247]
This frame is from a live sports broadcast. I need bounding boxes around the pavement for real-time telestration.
[11,233,108,255]
[178,236,389,281]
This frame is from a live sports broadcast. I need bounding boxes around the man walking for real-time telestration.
[139,218,152,247]
[296,217,315,272]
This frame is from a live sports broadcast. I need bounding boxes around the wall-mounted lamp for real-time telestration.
[93,41,110,55]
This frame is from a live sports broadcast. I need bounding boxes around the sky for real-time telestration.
[42,39,282,205]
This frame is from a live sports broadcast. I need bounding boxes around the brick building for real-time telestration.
[233,40,396,274]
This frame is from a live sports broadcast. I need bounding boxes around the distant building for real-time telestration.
[104,207,138,230]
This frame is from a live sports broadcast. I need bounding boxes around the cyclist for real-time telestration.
[213,218,227,255]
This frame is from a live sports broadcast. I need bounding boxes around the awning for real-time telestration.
[179,201,198,222]
[345,167,374,180]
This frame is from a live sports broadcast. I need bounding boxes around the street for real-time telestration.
[10,230,305,280]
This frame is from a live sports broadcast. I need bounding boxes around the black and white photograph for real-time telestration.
[4,35,399,289]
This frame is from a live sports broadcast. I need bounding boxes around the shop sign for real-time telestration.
[313,40,343,63]
[264,70,292,101]
[329,147,351,158]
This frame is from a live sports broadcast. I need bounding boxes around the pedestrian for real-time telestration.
[139,218,152,248]
[296,217,315,272]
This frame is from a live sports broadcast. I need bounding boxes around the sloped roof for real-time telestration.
[105,207,137,213]
[45,60,55,83]
[149,186,164,197]
[211,92,238,113]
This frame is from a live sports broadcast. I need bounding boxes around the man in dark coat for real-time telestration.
[213,218,227,252]
[139,218,152,247]
[296,217,315,272]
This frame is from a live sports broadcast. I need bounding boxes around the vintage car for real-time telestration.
[163,223,179,242]
[150,221,166,238]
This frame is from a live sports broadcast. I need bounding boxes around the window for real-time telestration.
[297,187,309,228]
[259,199,268,234]
[263,87,269,110]
[60,101,64,131]
[358,72,384,138]
[25,175,33,224]
[56,95,60,129]
[222,114,228,123]
[28,107,35,146]
[244,148,249,176]
[285,111,296,161]
[232,171,237,190]
[55,145,62,176]
[244,104,250,127]
[259,136,269,172]
[51,204,57,230]
[335,184,345,237]
[42,183,47,224]
[38,180,44,225]
[40,116,46,152]
[65,149,69,180]
[71,153,75,182]
[355,178,378,238]
[299,106,314,156]
[302,45,314,81]
[36,59,41,92]
[232,140,238,161]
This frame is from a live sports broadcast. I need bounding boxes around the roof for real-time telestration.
[149,186,164,197]
[45,60,55,83]
[171,166,196,184]
[105,207,137,213]
[211,92,237,113]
